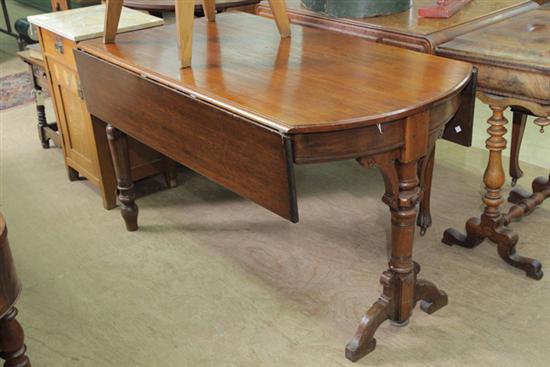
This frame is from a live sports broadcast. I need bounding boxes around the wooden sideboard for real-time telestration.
[30,6,177,210]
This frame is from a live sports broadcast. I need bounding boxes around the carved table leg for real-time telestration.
[347,152,448,362]
[509,110,527,187]
[0,307,31,367]
[106,124,139,232]
[443,106,542,279]
[417,146,435,236]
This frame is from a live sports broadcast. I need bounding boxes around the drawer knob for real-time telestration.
[54,41,64,54]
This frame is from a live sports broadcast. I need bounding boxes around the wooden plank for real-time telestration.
[75,50,299,222]
[267,0,291,37]
[104,0,124,43]
[176,0,196,68]
[202,0,217,21]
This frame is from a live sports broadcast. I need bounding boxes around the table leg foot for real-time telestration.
[67,166,80,182]
[345,270,392,362]
[442,217,485,249]
[508,187,531,204]
[0,307,31,367]
[414,263,448,315]
[163,159,178,189]
[495,227,543,280]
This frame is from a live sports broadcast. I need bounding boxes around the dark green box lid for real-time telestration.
[302,0,412,18]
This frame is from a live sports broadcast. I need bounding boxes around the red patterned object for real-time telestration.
[419,0,473,18]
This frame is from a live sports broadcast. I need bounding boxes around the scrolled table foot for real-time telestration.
[412,262,448,314]
[442,217,485,249]
[345,271,392,362]
[508,187,531,204]
[416,279,448,314]
[494,227,543,280]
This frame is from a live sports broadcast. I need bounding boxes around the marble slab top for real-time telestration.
[28,4,164,42]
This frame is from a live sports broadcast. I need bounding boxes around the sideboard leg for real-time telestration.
[442,106,542,279]
[0,307,31,367]
[348,152,446,362]
[106,124,139,231]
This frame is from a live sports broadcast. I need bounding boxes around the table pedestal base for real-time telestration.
[443,101,546,280]
[345,262,447,362]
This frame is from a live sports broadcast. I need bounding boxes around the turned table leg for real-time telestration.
[443,106,542,279]
[347,152,447,362]
[509,110,527,187]
[0,307,31,367]
[106,124,139,232]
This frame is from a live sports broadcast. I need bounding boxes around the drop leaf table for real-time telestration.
[75,13,473,362]
[257,0,539,235]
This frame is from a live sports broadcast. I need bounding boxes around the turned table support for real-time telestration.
[346,151,447,362]
[106,124,139,232]
[443,101,545,280]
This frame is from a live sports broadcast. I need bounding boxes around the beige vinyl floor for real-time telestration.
[1,60,550,366]
[1,5,550,364]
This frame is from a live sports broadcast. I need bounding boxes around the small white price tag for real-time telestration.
[454,125,462,133]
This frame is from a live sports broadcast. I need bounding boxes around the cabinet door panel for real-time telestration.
[48,59,99,183]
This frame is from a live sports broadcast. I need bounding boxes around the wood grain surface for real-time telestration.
[76,51,299,222]
[267,0,534,36]
[437,5,550,105]
[78,12,472,134]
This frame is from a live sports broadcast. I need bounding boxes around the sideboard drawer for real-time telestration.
[40,28,77,69]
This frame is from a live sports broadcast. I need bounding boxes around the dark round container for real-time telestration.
[301,0,412,18]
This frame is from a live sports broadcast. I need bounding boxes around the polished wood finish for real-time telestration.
[438,5,549,279]
[256,0,534,234]
[76,13,472,361]
[0,215,31,367]
[104,0,123,44]
[37,25,177,210]
[85,17,470,133]
[258,0,537,53]
[175,0,196,67]
[105,0,289,68]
